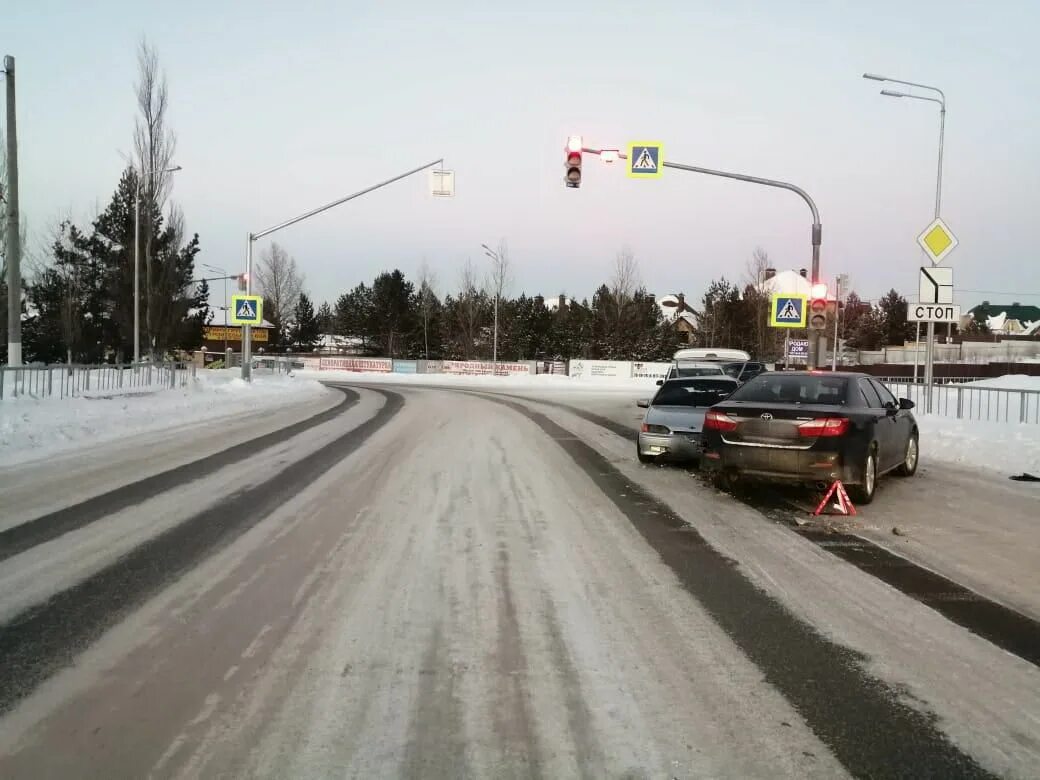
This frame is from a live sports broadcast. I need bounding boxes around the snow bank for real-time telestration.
[919,415,1040,475]
[0,370,329,468]
[961,374,1040,391]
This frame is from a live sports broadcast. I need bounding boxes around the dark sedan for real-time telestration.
[700,371,918,503]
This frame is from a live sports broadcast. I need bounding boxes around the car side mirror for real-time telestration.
[636,399,650,409]
[884,401,898,415]
[899,398,915,410]
[656,380,663,386]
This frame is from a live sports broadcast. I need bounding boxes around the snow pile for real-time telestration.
[0,370,329,468]
[961,374,1040,391]
[919,415,1040,475]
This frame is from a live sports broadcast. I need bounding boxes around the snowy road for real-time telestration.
[0,383,1038,778]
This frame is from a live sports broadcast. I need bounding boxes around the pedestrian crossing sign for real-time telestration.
[627,141,664,178]
[230,294,263,326]
[770,294,807,328]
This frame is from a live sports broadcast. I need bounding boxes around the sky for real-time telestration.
[5,0,1040,313]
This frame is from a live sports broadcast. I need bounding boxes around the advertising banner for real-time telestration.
[630,361,671,379]
[441,361,533,376]
[568,360,632,379]
[318,357,393,372]
[392,360,418,374]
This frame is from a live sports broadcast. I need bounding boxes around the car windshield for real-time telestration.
[654,380,735,407]
[728,374,849,405]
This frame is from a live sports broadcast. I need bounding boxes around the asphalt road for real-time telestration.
[0,383,1037,778]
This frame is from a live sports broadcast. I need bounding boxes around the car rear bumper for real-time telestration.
[638,432,703,461]
[701,444,858,485]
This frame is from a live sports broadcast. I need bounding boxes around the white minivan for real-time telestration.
[662,348,766,384]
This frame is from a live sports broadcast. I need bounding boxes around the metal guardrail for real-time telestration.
[0,362,197,400]
[878,377,1040,424]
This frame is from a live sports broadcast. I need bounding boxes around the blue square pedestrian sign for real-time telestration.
[770,294,807,328]
[627,141,664,178]
[230,294,263,326]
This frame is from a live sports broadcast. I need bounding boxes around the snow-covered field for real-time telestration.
[0,370,328,468]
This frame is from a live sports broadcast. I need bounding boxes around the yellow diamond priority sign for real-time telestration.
[916,217,958,264]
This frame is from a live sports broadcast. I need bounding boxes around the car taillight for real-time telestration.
[703,410,737,432]
[641,423,670,434]
[797,417,849,437]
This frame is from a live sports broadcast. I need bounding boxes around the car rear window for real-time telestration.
[676,366,723,377]
[654,380,735,407]
[727,374,849,405]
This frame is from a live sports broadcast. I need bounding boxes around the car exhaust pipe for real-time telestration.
[815,481,829,491]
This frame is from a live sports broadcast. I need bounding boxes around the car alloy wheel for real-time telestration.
[896,434,919,477]
[851,450,877,504]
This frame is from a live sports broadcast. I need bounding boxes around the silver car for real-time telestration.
[637,377,739,464]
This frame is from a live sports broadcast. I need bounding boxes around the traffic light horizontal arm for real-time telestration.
[581,147,820,229]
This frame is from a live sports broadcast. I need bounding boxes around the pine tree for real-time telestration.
[369,270,415,358]
[316,301,333,335]
[290,293,321,352]
[263,295,285,351]
[877,289,914,346]
[847,306,886,350]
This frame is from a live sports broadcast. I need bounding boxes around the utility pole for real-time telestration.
[4,55,21,366]
[481,243,501,371]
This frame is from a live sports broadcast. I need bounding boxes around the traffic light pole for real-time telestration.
[240,158,444,380]
[583,147,825,366]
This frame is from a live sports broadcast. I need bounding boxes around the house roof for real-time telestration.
[762,270,813,297]
[967,302,1040,324]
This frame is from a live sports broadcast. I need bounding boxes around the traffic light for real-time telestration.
[564,136,582,188]
[809,283,828,331]
[238,273,249,291]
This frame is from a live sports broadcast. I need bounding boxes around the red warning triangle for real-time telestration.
[813,480,857,517]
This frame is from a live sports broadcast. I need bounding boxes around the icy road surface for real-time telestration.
[0,382,1037,778]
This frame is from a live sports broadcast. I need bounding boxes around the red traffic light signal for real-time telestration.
[565,136,582,188]
[809,283,828,330]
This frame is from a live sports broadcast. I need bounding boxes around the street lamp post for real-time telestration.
[134,164,182,362]
[241,158,444,380]
[201,263,229,357]
[481,244,499,371]
[863,73,946,410]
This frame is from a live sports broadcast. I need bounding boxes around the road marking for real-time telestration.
[241,624,272,659]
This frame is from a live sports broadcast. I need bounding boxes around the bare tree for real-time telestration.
[456,258,482,359]
[416,260,438,360]
[255,242,305,324]
[744,246,780,360]
[133,38,177,355]
[484,238,512,302]
[610,246,640,333]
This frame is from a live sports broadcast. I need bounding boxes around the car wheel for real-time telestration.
[895,432,919,477]
[850,448,877,505]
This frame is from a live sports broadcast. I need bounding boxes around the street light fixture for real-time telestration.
[481,243,500,370]
[134,164,183,362]
[863,71,947,406]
